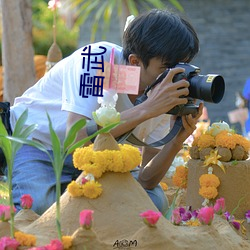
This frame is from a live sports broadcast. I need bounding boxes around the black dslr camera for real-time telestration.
[134,63,225,116]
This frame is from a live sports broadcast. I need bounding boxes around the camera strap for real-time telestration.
[116,116,183,147]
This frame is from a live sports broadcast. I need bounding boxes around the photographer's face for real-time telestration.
[139,58,168,92]
[128,55,167,93]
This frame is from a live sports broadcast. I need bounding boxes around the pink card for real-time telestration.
[96,48,140,95]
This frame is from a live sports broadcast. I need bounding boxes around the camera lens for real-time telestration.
[189,74,225,103]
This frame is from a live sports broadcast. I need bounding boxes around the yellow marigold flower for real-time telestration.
[199,186,218,199]
[82,163,105,178]
[62,235,73,249]
[215,131,237,149]
[67,181,84,197]
[199,174,220,188]
[160,182,168,191]
[14,231,36,247]
[73,146,94,168]
[197,134,215,149]
[119,144,142,172]
[172,166,188,189]
[82,180,102,199]
[73,144,142,176]
[185,218,201,226]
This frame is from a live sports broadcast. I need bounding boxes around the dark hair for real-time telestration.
[122,9,199,68]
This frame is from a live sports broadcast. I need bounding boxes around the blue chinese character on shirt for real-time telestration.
[79,45,107,98]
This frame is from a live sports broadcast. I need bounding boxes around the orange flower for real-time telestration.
[215,131,236,149]
[172,166,188,189]
[160,182,168,191]
[14,231,36,247]
[197,134,215,149]
[233,134,250,151]
[199,174,220,188]
[199,186,218,199]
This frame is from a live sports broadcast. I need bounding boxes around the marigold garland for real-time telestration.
[199,174,220,188]
[172,166,188,189]
[199,186,218,200]
[73,144,142,177]
[69,138,142,199]
[197,134,215,149]
[14,231,36,247]
[194,129,250,152]
[199,168,220,202]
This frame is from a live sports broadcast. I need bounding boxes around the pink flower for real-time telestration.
[171,208,182,225]
[48,0,61,11]
[81,177,88,185]
[79,210,94,229]
[20,194,33,209]
[213,197,225,215]
[197,207,214,225]
[0,236,19,249]
[139,210,162,227]
[0,205,16,221]
[47,239,64,250]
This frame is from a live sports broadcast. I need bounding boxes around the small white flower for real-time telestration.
[207,121,232,136]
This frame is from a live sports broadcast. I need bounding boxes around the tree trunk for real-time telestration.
[1,0,35,104]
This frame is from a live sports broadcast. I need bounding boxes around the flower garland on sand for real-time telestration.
[199,166,220,206]
[68,90,142,199]
[190,121,250,162]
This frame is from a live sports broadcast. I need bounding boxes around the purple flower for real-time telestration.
[224,211,234,221]
[192,210,198,218]
[245,210,250,223]
[231,220,241,230]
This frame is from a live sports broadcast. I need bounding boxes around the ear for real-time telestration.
[128,54,140,66]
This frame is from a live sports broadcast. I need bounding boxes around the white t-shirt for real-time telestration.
[10,41,170,149]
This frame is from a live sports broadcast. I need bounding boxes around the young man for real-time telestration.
[8,9,202,215]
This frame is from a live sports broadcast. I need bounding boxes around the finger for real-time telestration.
[161,67,186,84]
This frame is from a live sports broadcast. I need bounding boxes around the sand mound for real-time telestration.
[11,171,250,250]
[186,159,250,219]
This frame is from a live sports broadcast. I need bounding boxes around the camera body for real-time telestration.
[135,63,225,116]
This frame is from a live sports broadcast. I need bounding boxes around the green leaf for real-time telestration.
[63,118,86,151]
[12,109,28,137]
[0,119,12,159]
[11,124,38,154]
[47,113,62,174]
[6,136,52,161]
[165,188,180,220]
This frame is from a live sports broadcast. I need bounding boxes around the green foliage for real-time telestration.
[32,1,79,57]
[0,109,38,238]
[0,181,9,205]
[69,0,183,42]
[7,110,120,240]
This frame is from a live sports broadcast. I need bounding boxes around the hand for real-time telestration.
[141,67,190,118]
[171,102,204,145]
